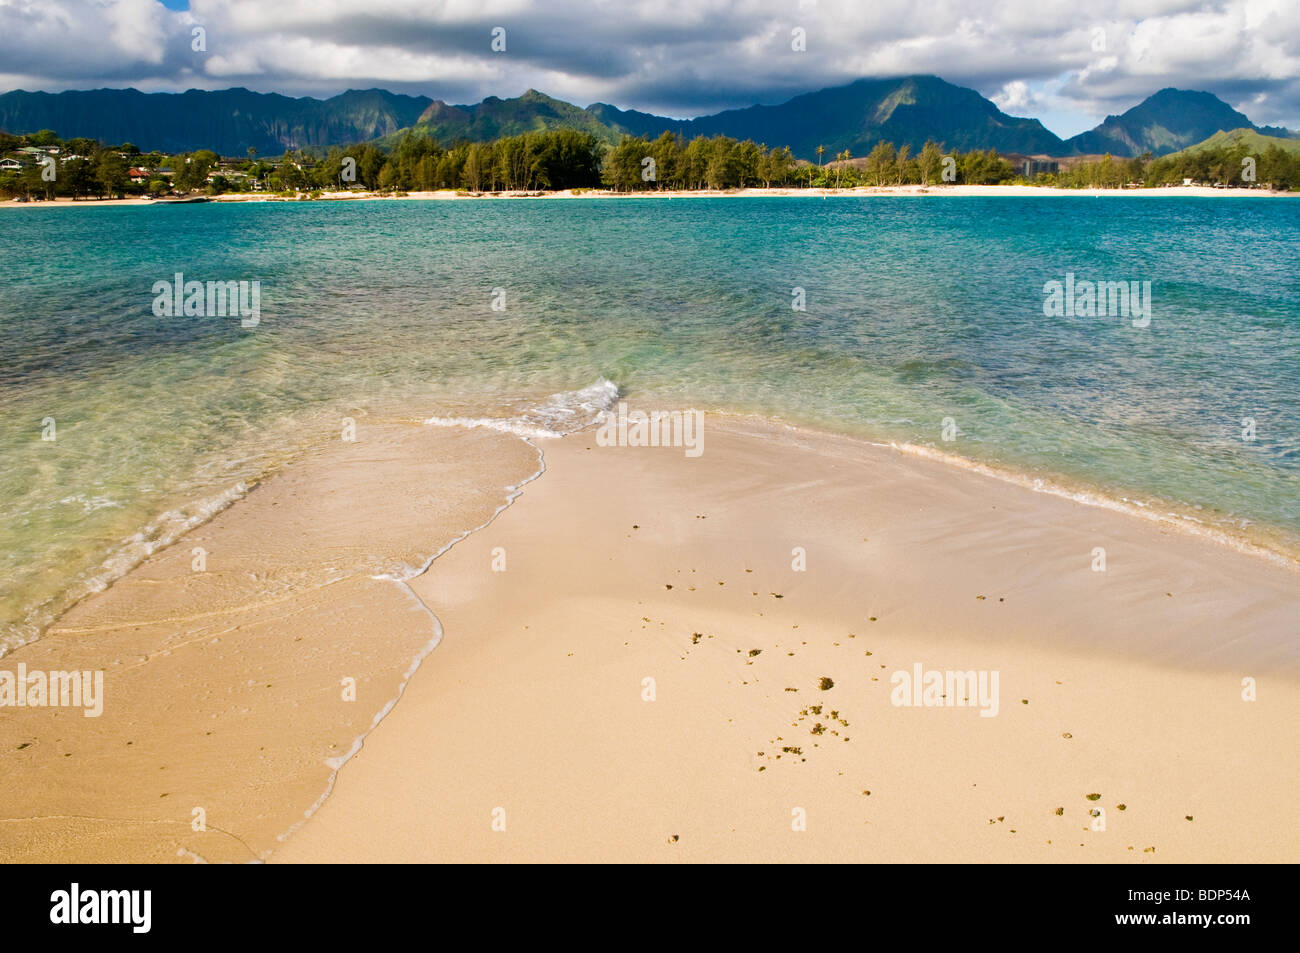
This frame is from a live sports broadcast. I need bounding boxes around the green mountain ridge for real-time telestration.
[0,87,431,156]
[1063,88,1297,156]
[583,76,1065,158]
[1,79,1293,161]
[375,89,623,149]
[1170,127,1300,157]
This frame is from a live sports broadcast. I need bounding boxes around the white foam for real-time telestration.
[697,408,1300,571]
[892,441,1299,570]
[424,378,620,439]
[52,494,124,514]
[274,434,553,854]
[1,481,253,658]
[277,379,627,853]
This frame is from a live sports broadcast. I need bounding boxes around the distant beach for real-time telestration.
[3,182,1297,209]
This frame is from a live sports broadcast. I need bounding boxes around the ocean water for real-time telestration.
[1,195,1297,652]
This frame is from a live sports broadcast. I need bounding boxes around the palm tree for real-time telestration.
[816,144,825,168]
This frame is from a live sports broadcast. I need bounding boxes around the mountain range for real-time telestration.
[0,87,429,156]
[1,76,1293,160]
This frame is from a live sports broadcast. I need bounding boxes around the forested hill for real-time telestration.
[2,79,1291,160]
[0,87,431,156]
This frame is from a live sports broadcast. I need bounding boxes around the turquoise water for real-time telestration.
[1,196,1298,651]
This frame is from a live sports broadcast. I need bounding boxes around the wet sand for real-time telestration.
[3,416,1297,862]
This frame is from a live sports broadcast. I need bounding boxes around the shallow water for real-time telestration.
[1,195,1297,652]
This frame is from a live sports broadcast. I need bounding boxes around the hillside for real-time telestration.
[0,76,1070,159]
[1063,88,1292,157]
[2,79,1292,162]
[590,75,1066,158]
[1170,127,1300,157]
[0,87,431,156]
[375,90,625,149]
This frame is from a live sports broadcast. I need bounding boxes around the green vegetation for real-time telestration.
[601,132,797,190]
[1178,127,1300,157]
[0,129,270,200]
[375,90,620,152]
[1144,134,1300,189]
[0,125,1023,198]
[1037,130,1300,189]
[819,141,1017,186]
[5,123,1296,201]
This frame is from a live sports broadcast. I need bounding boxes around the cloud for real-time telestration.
[992,80,1033,112]
[0,0,1296,132]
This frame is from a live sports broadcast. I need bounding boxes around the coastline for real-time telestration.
[2,182,1296,210]
[277,416,1300,863]
[0,422,543,862]
[2,409,1297,862]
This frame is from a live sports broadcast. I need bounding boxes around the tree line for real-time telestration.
[4,125,1297,199]
[1038,143,1299,190]
[0,129,236,199]
[0,125,1022,198]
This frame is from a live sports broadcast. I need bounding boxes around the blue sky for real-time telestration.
[1,1,1297,136]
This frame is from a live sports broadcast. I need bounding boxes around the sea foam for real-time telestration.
[423,378,620,439]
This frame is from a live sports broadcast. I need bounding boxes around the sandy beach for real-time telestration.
[2,183,1295,210]
[2,413,1296,863]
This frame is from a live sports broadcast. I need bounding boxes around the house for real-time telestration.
[1022,158,1059,177]
[1001,154,1061,179]
[128,167,150,184]
[0,158,22,172]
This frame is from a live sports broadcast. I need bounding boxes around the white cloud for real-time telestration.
[992,80,1032,111]
[0,0,1295,130]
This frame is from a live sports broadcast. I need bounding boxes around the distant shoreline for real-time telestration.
[3,183,1296,209]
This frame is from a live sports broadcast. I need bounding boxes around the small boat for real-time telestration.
[151,195,211,204]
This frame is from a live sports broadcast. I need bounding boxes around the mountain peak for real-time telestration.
[0,79,1283,161]
[1066,87,1259,156]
